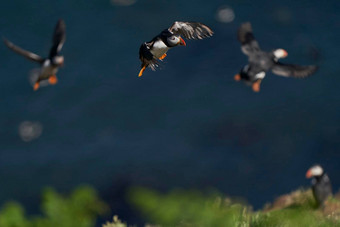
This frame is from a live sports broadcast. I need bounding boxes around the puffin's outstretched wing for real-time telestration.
[49,19,66,58]
[169,21,213,40]
[271,62,318,78]
[3,38,45,63]
[237,22,261,56]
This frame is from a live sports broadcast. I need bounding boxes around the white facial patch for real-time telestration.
[273,49,288,59]
[167,36,180,46]
[54,56,64,65]
[309,165,324,177]
[255,72,266,79]
[151,40,170,58]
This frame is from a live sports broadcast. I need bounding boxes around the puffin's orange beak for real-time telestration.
[306,169,312,178]
[282,49,288,58]
[179,37,186,46]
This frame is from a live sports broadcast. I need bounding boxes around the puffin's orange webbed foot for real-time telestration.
[159,53,167,60]
[48,75,58,85]
[234,74,241,81]
[33,82,40,91]
[252,80,261,92]
[138,66,146,77]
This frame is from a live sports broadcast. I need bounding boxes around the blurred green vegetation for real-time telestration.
[1,185,340,227]
[122,187,340,227]
[0,186,108,227]
[129,188,250,226]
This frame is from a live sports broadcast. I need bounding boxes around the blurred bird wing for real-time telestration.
[271,62,318,78]
[168,21,213,40]
[237,22,261,56]
[49,19,66,58]
[3,38,45,63]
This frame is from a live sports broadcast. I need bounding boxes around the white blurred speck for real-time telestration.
[18,121,43,142]
[216,6,235,23]
[111,0,136,6]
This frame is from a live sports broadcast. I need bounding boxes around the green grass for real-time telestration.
[118,187,340,227]
[1,185,339,227]
[0,186,108,227]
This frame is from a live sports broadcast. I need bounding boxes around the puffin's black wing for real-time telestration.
[139,41,159,71]
[271,62,318,78]
[238,22,261,56]
[49,19,66,58]
[168,21,213,40]
[3,38,45,63]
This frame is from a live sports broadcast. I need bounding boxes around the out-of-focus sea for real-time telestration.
[0,0,339,225]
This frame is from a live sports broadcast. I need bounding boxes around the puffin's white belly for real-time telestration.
[150,40,170,58]
[255,71,266,79]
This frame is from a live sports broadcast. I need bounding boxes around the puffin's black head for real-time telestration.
[51,55,64,67]
[160,30,186,47]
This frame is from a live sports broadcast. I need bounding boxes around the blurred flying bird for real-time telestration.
[138,21,213,77]
[306,165,332,207]
[3,19,66,91]
[235,22,317,92]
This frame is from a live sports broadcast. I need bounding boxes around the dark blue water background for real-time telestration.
[0,0,339,225]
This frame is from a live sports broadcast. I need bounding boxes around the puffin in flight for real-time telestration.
[235,22,317,92]
[138,21,213,77]
[3,19,66,91]
[306,165,332,207]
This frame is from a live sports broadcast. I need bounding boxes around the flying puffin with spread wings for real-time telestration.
[138,21,213,77]
[234,22,318,92]
[3,19,66,91]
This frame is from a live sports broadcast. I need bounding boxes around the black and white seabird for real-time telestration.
[4,19,66,91]
[138,21,213,77]
[235,22,318,92]
[306,165,332,207]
